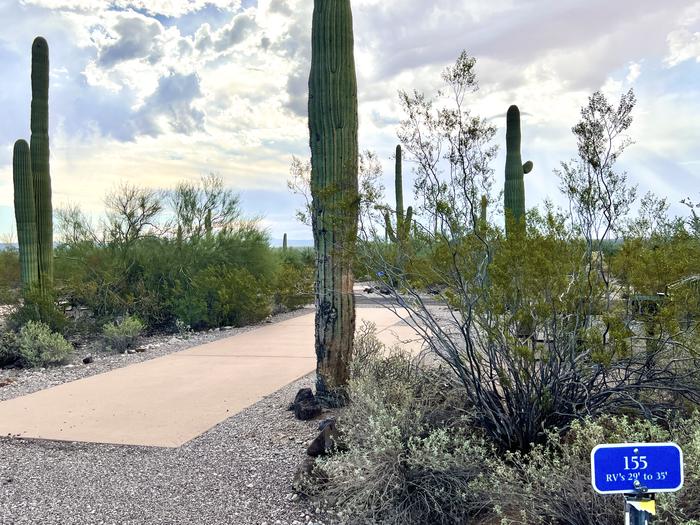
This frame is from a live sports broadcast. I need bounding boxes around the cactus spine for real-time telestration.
[30,36,53,292]
[504,105,532,237]
[282,233,288,251]
[13,140,39,289]
[308,0,359,398]
[384,145,413,245]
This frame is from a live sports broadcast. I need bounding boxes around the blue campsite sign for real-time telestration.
[591,442,683,494]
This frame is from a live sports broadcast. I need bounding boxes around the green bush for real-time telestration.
[8,288,67,334]
[0,248,20,305]
[0,331,20,368]
[274,248,314,311]
[172,265,271,329]
[102,315,144,352]
[55,225,277,329]
[17,321,73,367]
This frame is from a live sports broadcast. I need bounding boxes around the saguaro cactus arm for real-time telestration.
[13,139,39,289]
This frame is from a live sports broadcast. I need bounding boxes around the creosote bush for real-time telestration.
[102,315,144,352]
[17,320,72,367]
[304,328,700,525]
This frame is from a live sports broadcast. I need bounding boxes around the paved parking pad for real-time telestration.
[0,307,421,447]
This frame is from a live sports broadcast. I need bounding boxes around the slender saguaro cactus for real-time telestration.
[282,233,288,251]
[479,194,488,227]
[384,144,413,245]
[504,105,532,237]
[13,140,39,289]
[308,0,359,399]
[30,36,53,292]
[204,208,212,236]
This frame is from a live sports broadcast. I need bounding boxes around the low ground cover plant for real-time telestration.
[16,321,73,368]
[102,315,144,352]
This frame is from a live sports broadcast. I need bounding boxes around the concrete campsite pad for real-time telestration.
[0,306,422,448]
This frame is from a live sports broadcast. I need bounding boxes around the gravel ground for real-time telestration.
[0,307,313,402]
[0,373,340,525]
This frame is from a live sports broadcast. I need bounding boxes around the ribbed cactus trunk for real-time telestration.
[30,36,53,293]
[394,145,404,226]
[204,209,212,237]
[13,140,39,290]
[504,105,532,237]
[308,0,359,399]
[282,233,288,251]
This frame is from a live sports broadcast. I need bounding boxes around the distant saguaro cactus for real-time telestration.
[479,194,488,228]
[13,140,39,289]
[12,36,53,296]
[282,233,288,251]
[308,0,359,399]
[30,36,53,292]
[384,145,413,246]
[504,105,532,237]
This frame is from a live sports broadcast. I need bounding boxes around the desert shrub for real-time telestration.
[55,224,277,329]
[302,325,491,525]
[0,248,20,305]
[482,415,700,525]
[102,315,144,352]
[17,320,73,367]
[274,248,314,311]
[8,288,68,334]
[0,331,20,368]
[172,265,271,329]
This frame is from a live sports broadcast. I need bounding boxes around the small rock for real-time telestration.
[293,388,315,405]
[82,355,94,364]
[65,364,75,368]
[135,347,147,353]
[307,421,343,457]
[126,349,136,355]
[295,401,322,421]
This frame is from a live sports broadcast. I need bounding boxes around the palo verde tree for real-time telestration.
[308,0,359,400]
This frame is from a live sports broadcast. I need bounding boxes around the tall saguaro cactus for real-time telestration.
[308,0,359,399]
[12,36,53,296]
[282,233,288,251]
[504,105,532,237]
[13,140,39,289]
[30,36,53,291]
[384,145,413,245]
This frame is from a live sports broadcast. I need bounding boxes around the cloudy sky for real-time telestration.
[1,0,699,241]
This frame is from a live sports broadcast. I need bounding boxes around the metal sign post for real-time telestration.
[591,442,684,524]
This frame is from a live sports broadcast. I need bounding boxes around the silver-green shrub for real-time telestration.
[301,324,492,524]
[18,320,72,367]
[102,315,144,352]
